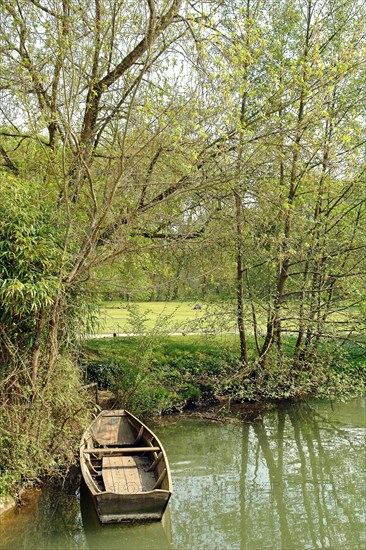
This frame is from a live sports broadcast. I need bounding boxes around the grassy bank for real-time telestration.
[1,333,363,501]
[81,334,365,416]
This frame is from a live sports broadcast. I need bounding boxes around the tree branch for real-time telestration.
[0,143,19,175]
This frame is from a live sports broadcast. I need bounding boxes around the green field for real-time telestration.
[95,301,234,334]
[94,300,359,337]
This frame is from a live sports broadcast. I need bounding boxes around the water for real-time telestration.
[0,399,365,550]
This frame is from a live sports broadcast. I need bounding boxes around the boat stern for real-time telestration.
[95,490,171,523]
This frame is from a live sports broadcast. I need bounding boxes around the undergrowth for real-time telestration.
[81,334,365,417]
[0,358,93,497]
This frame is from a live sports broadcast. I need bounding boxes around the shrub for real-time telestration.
[82,333,365,414]
[0,358,93,497]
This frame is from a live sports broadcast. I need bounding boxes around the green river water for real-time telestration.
[0,398,365,550]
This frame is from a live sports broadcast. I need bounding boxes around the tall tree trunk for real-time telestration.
[234,189,248,365]
[260,0,312,365]
[233,0,251,367]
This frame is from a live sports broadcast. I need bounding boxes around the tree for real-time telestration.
[0,0,221,387]
[0,0,365,392]
[185,0,366,373]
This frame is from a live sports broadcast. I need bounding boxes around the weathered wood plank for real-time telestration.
[94,415,136,446]
[102,456,156,494]
[84,446,160,454]
[101,412,126,417]
[147,451,163,472]
[153,468,167,490]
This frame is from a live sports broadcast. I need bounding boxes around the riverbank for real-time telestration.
[0,495,16,517]
[81,334,365,416]
[1,398,365,549]
[1,332,363,514]
[0,400,257,519]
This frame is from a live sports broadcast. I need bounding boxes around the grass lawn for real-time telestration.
[83,332,243,360]
[95,301,233,334]
[93,300,361,339]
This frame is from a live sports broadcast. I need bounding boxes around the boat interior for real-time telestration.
[82,411,168,495]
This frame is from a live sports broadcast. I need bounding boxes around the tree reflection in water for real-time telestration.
[0,400,364,550]
[163,399,365,550]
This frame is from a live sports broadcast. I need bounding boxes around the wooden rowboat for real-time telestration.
[80,409,172,523]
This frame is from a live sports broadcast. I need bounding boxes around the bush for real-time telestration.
[0,358,93,497]
[82,333,365,414]
[83,360,119,389]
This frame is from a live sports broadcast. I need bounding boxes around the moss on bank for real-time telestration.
[0,495,16,517]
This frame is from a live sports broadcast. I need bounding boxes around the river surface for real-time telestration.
[0,399,365,550]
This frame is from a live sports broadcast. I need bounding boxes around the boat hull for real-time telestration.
[80,409,172,524]
[94,490,170,523]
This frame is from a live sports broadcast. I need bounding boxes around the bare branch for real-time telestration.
[0,143,19,175]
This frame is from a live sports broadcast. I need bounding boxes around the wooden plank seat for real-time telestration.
[84,446,161,454]
[102,456,156,494]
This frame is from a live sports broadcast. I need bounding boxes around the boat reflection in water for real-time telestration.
[80,480,172,550]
